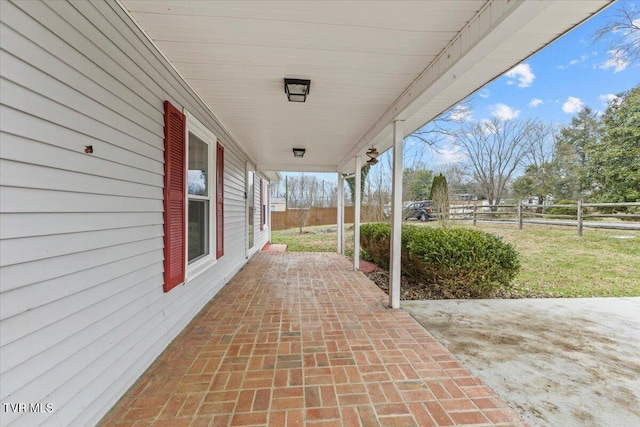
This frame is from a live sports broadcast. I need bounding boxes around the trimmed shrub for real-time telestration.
[360,223,521,298]
[360,222,391,269]
[406,227,520,298]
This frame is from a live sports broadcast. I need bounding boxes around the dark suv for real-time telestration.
[404,200,435,221]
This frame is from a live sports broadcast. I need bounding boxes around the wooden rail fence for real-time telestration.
[448,201,640,235]
[272,202,640,235]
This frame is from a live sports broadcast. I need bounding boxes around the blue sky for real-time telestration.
[420,0,640,166]
[474,6,637,123]
[282,1,639,182]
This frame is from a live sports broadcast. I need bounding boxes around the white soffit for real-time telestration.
[120,0,613,173]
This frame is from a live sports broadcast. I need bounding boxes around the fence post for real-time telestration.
[473,201,477,226]
[577,199,583,236]
[518,200,523,230]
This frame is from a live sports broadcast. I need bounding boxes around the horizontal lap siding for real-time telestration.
[0,1,251,426]
[255,174,270,251]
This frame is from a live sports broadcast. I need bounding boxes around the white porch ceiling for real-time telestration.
[121,0,612,174]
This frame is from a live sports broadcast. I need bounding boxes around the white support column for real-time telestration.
[268,183,272,243]
[353,156,362,270]
[341,175,346,254]
[389,120,404,308]
[337,173,344,254]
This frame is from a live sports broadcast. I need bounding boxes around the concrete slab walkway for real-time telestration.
[404,298,640,427]
[99,253,523,426]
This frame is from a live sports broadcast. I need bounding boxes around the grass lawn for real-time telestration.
[465,223,640,297]
[271,222,640,298]
[271,225,355,254]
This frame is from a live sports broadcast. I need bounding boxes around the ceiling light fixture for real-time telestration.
[284,78,311,102]
[366,147,379,165]
[292,148,306,158]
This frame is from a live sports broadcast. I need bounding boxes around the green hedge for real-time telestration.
[360,223,520,298]
[360,222,392,269]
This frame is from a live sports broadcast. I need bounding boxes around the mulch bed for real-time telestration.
[364,268,554,300]
[365,270,449,300]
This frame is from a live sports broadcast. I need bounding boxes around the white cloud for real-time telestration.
[599,93,616,103]
[558,54,589,69]
[600,49,629,72]
[505,63,535,87]
[478,89,490,99]
[562,97,584,114]
[570,54,588,66]
[599,93,621,108]
[430,144,467,164]
[449,105,472,122]
[528,98,543,108]
[491,103,520,120]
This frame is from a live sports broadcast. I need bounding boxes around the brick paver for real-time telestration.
[99,253,524,426]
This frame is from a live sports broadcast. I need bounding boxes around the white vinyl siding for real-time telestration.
[0,1,271,426]
[245,168,270,257]
[256,175,270,249]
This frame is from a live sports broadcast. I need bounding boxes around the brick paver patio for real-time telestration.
[99,252,524,426]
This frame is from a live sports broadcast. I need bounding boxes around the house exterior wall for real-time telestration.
[0,1,270,426]
[252,174,270,254]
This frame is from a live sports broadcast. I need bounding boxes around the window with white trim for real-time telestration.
[185,111,217,273]
[164,103,223,292]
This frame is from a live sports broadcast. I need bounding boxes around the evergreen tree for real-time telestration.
[512,163,558,204]
[585,85,640,203]
[553,107,603,198]
[404,168,434,201]
[430,173,450,226]
[345,164,371,204]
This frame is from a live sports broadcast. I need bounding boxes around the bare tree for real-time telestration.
[524,122,555,168]
[410,99,475,147]
[284,174,339,232]
[285,175,337,207]
[355,101,472,207]
[520,122,557,207]
[452,117,539,208]
[366,157,392,221]
[323,180,338,208]
[286,175,314,233]
[270,179,285,198]
[594,3,640,63]
[436,163,471,197]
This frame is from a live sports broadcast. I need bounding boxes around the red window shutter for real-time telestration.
[216,142,224,259]
[260,178,264,231]
[163,101,186,292]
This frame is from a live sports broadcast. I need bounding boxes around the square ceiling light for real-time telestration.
[284,78,310,102]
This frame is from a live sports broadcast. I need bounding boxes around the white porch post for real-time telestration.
[337,173,344,254]
[340,174,346,254]
[353,156,362,270]
[389,120,404,308]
